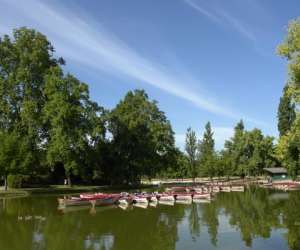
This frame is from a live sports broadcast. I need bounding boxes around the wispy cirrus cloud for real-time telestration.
[0,0,265,126]
[184,0,257,43]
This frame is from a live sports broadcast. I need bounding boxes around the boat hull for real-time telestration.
[133,197,148,203]
[175,194,192,201]
[91,196,120,206]
[231,186,245,192]
[193,193,211,200]
[159,195,175,202]
[58,198,91,207]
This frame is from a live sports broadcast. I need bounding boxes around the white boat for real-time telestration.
[193,199,211,203]
[175,194,192,201]
[212,186,220,193]
[150,196,158,202]
[133,203,148,209]
[149,201,158,207]
[220,186,231,192]
[158,200,175,206]
[193,193,211,200]
[193,187,202,193]
[118,199,129,206]
[133,196,148,203]
[176,199,192,205]
[159,195,175,202]
[231,186,245,192]
[118,204,129,210]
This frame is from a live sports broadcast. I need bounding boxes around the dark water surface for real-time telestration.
[1,188,300,250]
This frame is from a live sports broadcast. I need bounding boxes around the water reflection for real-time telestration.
[0,188,300,250]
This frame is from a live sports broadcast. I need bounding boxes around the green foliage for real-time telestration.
[276,118,300,180]
[185,127,198,180]
[43,67,104,185]
[277,85,296,137]
[198,122,216,178]
[107,89,176,185]
[221,121,277,178]
[276,18,300,179]
[277,18,300,103]
[7,174,24,188]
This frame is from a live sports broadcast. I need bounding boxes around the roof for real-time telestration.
[263,167,287,174]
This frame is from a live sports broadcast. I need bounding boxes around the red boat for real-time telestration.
[59,193,120,207]
[90,194,120,206]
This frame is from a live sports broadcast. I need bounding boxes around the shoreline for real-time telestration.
[0,184,157,198]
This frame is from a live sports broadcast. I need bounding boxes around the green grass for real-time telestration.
[0,183,156,198]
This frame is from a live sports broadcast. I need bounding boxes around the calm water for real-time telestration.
[1,188,300,250]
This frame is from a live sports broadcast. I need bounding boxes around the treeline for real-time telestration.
[0,28,177,189]
[1,18,300,189]
[170,120,278,180]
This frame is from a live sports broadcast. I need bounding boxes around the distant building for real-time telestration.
[263,167,288,181]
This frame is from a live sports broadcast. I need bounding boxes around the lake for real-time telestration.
[0,187,299,250]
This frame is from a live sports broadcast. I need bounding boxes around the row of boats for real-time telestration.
[58,184,245,208]
[262,181,300,191]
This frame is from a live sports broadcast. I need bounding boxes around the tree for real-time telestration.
[276,18,300,179]
[198,122,216,179]
[43,67,103,186]
[276,121,300,180]
[185,127,198,182]
[277,85,296,137]
[222,120,245,177]
[220,120,276,178]
[108,89,175,185]
[0,28,64,186]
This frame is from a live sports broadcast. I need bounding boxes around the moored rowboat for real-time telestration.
[220,186,231,192]
[192,193,211,200]
[231,186,245,192]
[175,193,192,201]
[158,193,175,202]
[90,194,120,206]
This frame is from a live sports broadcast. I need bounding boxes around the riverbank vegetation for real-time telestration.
[1,18,300,189]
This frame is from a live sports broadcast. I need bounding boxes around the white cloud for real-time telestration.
[183,0,257,43]
[0,0,265,126]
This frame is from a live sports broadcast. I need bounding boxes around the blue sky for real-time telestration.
[0,0,298,149]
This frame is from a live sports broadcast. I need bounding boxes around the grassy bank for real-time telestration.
[0,184,157,198]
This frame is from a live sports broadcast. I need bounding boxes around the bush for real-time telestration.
[7,175,24,188]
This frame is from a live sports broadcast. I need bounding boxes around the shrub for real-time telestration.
[7,175,24,188]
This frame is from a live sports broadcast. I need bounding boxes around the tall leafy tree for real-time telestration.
[43,67,104,186]
[276,18,300,179]
[277,85,296,137]
[185,127,198,182]
[108,89,175,185]
[0,28,63,184]
[223,120,245,177]
[198,122,216,179]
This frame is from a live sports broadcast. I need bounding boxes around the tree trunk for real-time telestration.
[4,176,8,191]
[67,176,72,187]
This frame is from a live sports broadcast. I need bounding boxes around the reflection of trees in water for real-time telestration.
[215,188,281,247]
[201,202,219,246]
[188,203,201,241]
[188,201,219,246]
[282,192,300,250]
[212,188,300,250]
[1,190,300,250]
[0,197,186,250]
[185,187,300,250]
